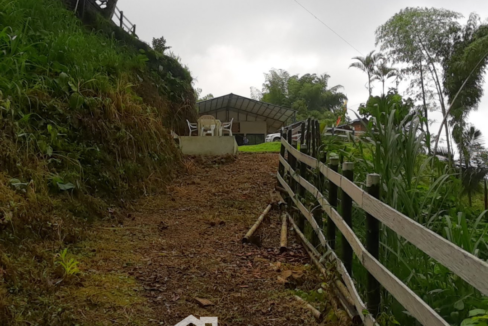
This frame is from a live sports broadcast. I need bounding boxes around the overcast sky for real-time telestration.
[118,0,487,146]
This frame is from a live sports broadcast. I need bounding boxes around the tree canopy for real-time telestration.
[251,69,347,121]
[376,7,488,160]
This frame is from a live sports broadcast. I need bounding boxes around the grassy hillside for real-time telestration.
[0,0,195,323]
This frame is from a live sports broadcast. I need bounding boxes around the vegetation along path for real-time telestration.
[79,153,351,325]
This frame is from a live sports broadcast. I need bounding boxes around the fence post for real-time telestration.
[132,24,136,36]
[341,162,354,275]
[119,11,124,28]
[291,138,298,193]
[366,174,381,317]
[306,118,311,156]
[328,157,339,250]
[310,120,324,248]
[287,128,294,184]
[315,120,321,158]
[278,128,285,177]
[297,123,306,231]
[319,151,327,192]
[311,119,316,158]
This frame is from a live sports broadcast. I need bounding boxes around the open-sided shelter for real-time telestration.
[197,94,296,145]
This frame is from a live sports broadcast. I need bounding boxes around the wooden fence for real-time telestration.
[277,118,488,326]
[112,6,136,35]
[66,0,137,36]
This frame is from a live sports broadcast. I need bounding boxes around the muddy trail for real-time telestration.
[80,153,352,325]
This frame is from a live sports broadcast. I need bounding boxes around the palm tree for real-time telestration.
[373,62,398,95]
[349,50,384,96]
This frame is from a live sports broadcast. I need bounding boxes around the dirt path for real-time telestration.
[76,154,351,325]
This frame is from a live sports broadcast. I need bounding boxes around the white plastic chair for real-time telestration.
[187,120,198,136]
[220,118,233,136]
[201,124,215,136]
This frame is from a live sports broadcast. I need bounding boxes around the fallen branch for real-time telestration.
[294,295,322,321]
[275,185,288,194]
[242,204,272,243]
[335,280,356,310]
[280,213,288,253]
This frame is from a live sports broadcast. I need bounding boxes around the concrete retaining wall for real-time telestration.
[179,137,238,156]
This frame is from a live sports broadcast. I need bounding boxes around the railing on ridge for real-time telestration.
[113,6,136,36]
[277,118,488,326]
[82,0,137,36]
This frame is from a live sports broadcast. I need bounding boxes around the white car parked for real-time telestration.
[265,133,281,142]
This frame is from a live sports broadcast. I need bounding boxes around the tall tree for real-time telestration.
[440,14,488,156]
[349,50,384,96]
[376,8,462,161]
[260,69,290,107]
[253,69,347,120]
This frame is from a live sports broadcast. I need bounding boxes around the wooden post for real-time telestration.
[280,212,288,253]
[132,24,136,35]
[311,204,321,247]
[341,162,354,275]
[242,205,272,243]
[328,157,339,250]
[366,174,381,317]
[119,10,124,28]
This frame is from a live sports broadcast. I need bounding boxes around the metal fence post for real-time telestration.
[119,11,124,28]
[366,174,381,316]
[341,162,354,275]
[327,157,339,250]
[291,138,298,193]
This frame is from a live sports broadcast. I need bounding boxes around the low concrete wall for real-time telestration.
[179,136,238,156]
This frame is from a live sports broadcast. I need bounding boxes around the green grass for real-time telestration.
[0,0,196,324]
[239,142,281,152]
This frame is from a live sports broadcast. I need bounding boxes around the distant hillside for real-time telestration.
[0,0,195,323]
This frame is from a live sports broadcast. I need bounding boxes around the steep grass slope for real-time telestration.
[0,0,195,323]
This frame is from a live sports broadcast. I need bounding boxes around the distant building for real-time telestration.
[325,118,368,138]
[197,93,296,146]
[337,118,368,132]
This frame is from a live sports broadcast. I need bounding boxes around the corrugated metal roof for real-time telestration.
[197,94,295,131]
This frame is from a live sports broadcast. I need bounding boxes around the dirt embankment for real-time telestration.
[65,153,351,325]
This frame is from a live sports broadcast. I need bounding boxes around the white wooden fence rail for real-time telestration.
[279,137,488,326]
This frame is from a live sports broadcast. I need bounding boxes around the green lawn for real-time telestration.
[239,142,281,153]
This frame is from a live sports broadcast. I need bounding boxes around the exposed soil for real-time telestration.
[76,153,351,325]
